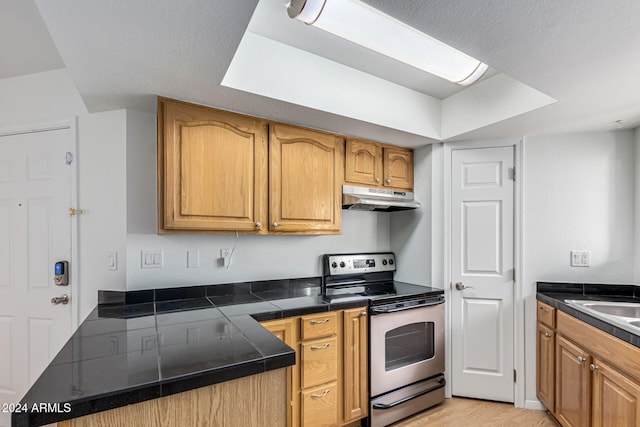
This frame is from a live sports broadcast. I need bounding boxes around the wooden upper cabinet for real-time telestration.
[158,98,267,233]
[383,146,414,190]
[269,124,344,234]
[345,139,414,191]
[345,139,383,186]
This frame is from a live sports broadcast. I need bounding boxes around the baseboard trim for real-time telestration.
[525,399,546,411]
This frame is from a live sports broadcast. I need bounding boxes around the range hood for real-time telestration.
[342,185,420,212]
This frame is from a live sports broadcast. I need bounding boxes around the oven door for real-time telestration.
[370,301,444,397]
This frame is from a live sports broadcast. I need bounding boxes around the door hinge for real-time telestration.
[65,152,73,165]
[514,369,517,383]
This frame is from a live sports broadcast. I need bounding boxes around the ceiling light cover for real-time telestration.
[287,0,488,86]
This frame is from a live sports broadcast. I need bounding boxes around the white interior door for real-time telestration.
[0,127,74,427]
[450,145,515,402]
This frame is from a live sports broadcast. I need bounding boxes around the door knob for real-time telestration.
[51,294,69,305]
[455,282,475,291]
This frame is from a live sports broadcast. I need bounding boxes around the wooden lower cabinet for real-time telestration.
[555,335,591,427]
[538,305,640,427]
[591,357,640,427]
[262,307,368,427]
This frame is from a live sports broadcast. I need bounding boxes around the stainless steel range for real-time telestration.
[322,252,445,427]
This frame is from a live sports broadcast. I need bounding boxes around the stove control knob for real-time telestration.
[331,262,337,268]
[389,259,394,265]
[382,259,387,266]
[339,261,346,268]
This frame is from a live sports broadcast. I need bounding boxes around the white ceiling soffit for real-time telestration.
[0,0,64,79]
[222,0,555,140]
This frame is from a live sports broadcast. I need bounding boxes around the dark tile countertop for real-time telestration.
[536,281,640,348]
[14,277,370,427]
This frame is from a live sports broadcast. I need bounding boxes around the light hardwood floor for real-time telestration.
[393,397,558,427]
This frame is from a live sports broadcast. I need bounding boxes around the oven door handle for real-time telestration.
[371,378,446,410]
[370,298,444,314]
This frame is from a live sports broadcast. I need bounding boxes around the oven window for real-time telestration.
[385,322,434,371]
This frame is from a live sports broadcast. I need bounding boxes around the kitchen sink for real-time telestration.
[564,300,640,335]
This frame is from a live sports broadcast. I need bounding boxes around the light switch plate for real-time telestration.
[107,251,118,271]
[141,250,163,268]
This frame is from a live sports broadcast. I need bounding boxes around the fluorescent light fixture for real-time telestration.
[287,0,489,86]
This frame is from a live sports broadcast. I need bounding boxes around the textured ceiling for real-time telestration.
[8,0,640,144]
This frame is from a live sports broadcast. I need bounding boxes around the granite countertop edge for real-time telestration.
[536,281,640,349]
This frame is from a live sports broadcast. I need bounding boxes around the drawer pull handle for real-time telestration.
[310,343,331,350]
[310,319,330,325]
[311,389,330,398]
[539,307,550,313]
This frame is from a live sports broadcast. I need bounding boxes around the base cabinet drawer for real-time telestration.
[300,312,337,340]
[301,336,338,389]
[301,382,338,427]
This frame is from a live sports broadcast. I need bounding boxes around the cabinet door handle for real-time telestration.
[543,332,552,338]
[310,343,331,350]
[539,307,550,313]
[590,363,598,371]
[310,319,329,325]
[385,178,391,184]
[577,356,586,363]
[310,389,330,398]
[375,177,381,183]
[272,222,278,228]
[255,221,261,227]
[361,311,367,317]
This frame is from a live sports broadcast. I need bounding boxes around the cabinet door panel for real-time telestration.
[556,335,590,427]
[537,322,555,413]
[383,147,413,190]
[592,358,640,427]
[345,139,382,186]
[343,308,368,423]
[159,98,267,232]
[269,124,343,233]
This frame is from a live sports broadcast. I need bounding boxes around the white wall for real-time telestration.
[0,69,87,128]
[77,110,128,320]
[635,127,640,281]
[126,213,390,289]
[391,144,433,285]
[522,130,636,405]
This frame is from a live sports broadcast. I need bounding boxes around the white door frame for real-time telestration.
[443,138,524,407]
[0,118,80,330]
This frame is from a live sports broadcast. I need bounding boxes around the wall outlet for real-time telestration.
[141,250,163,268]
[570,250,591,267]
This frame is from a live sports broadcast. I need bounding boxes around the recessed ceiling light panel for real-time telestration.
[288,0,489,86]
